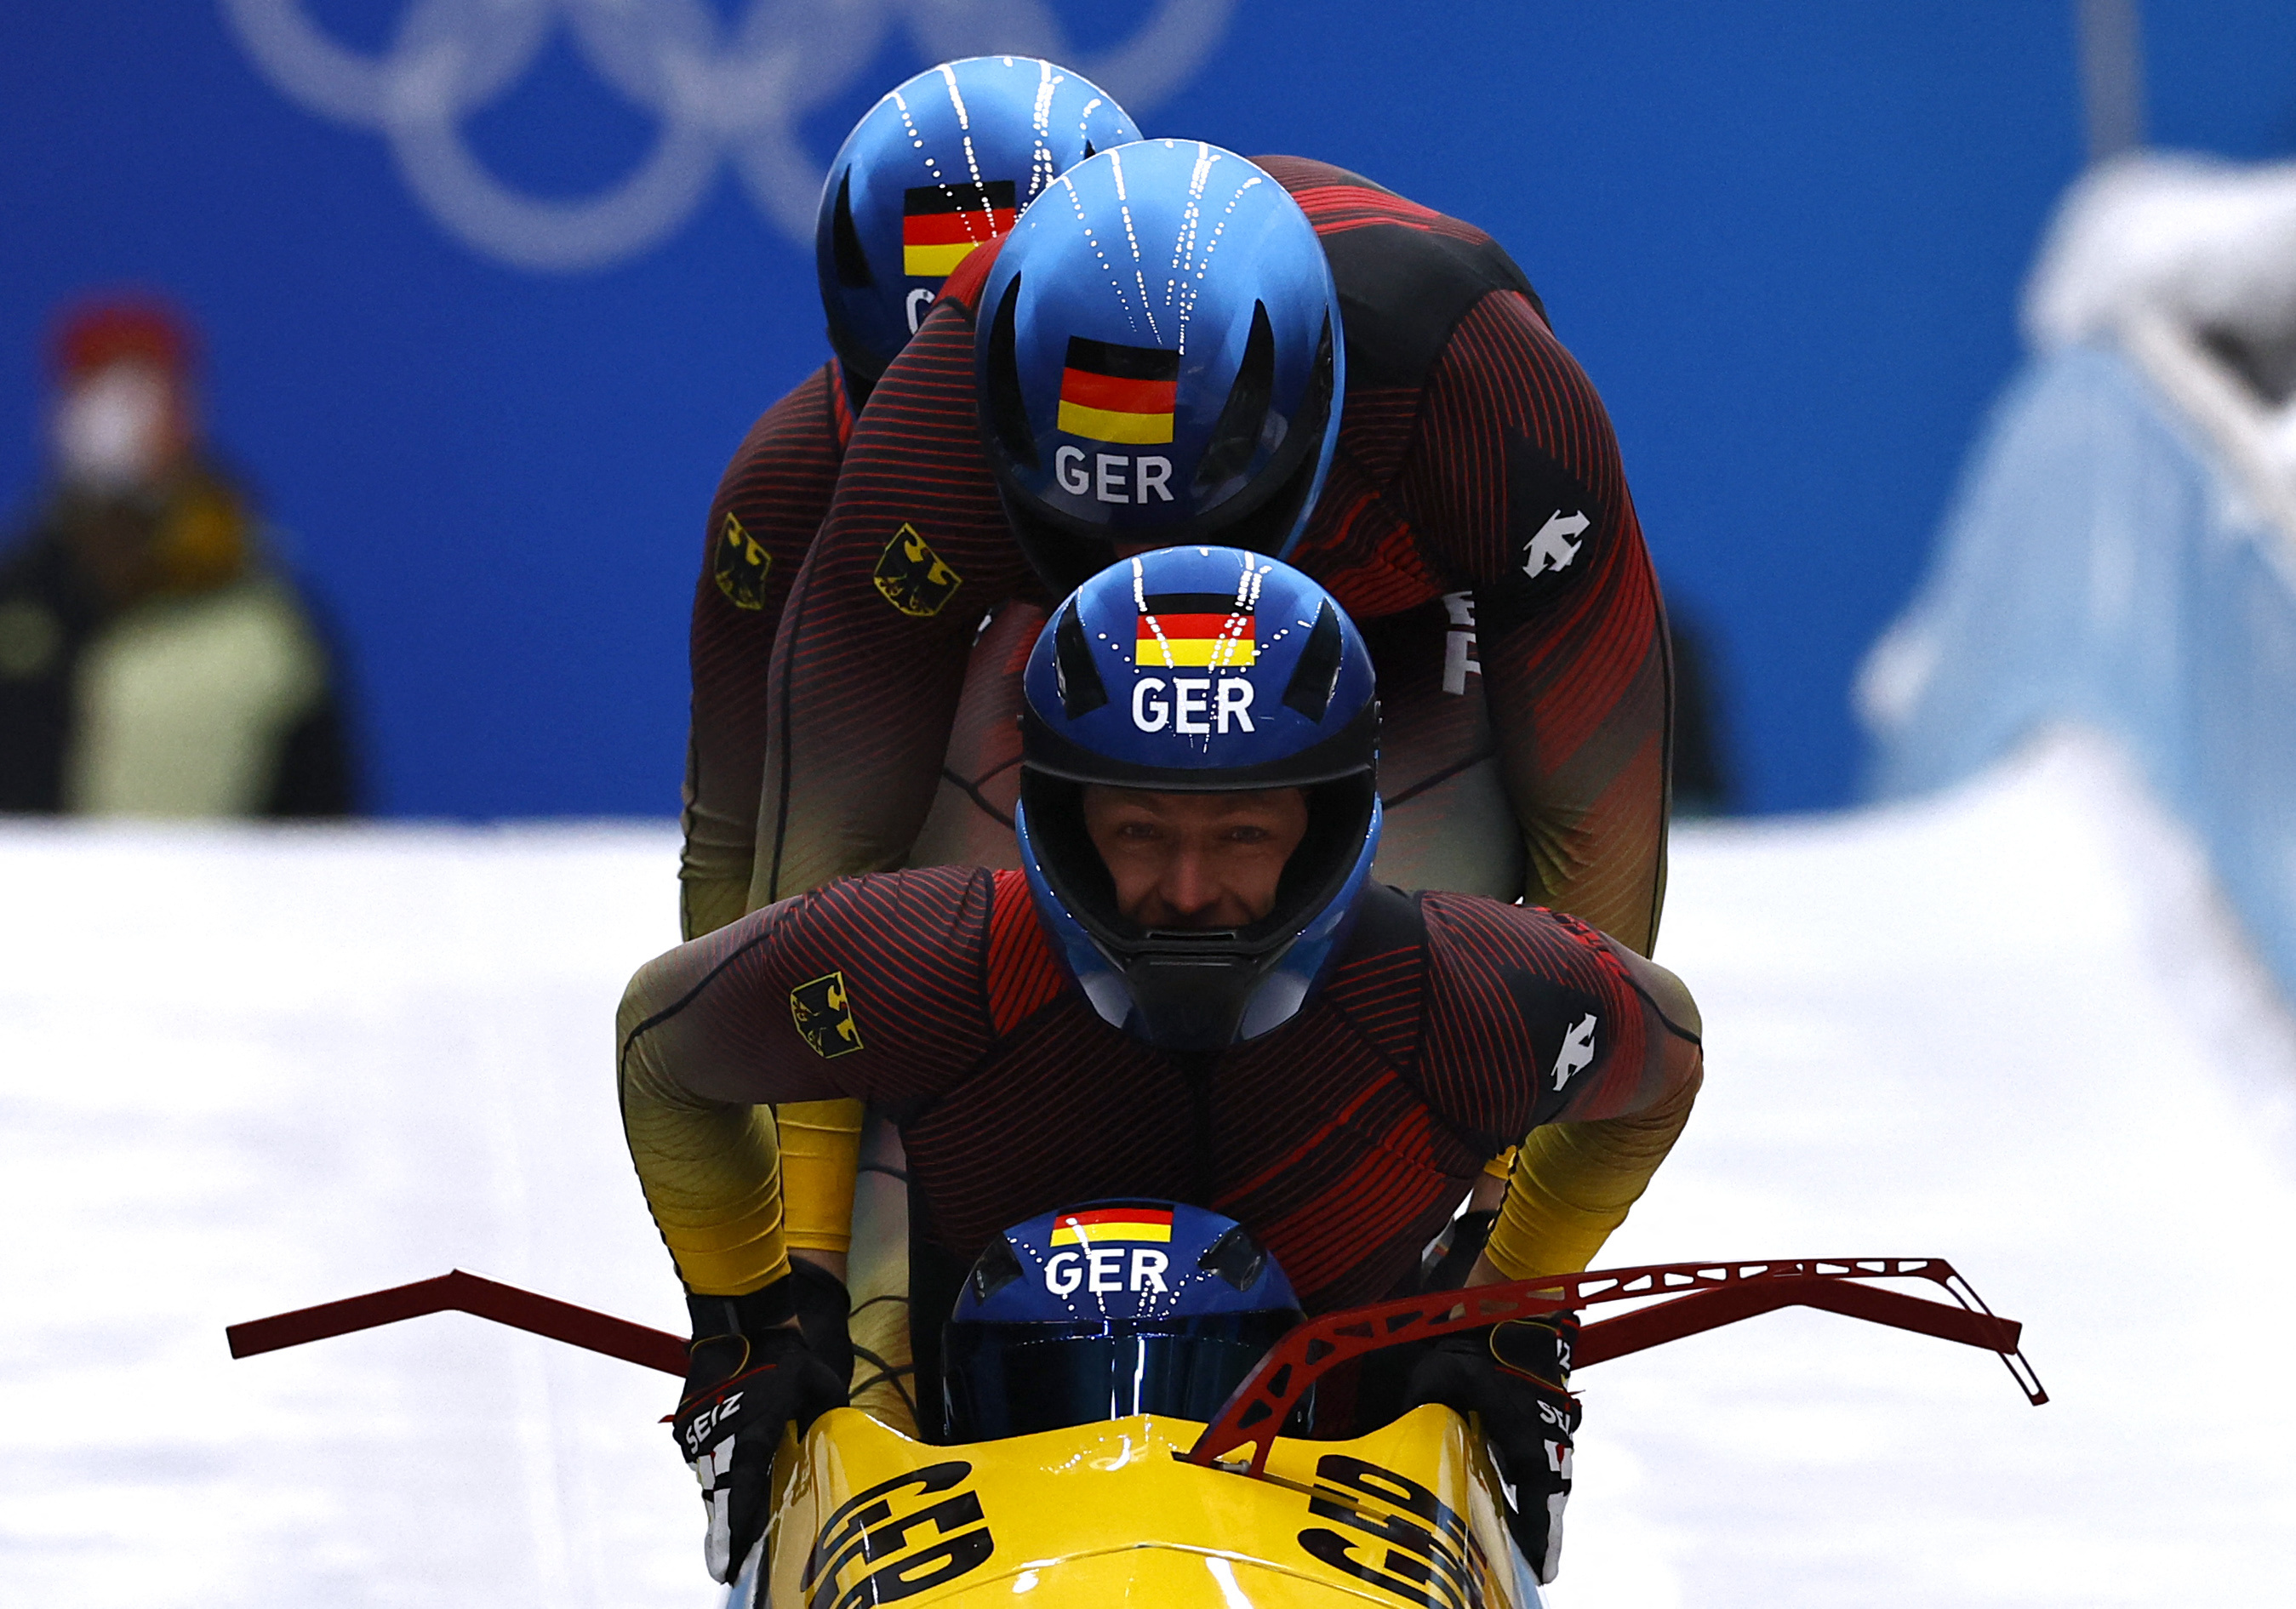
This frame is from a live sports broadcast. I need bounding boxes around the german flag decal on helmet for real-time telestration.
[1057,336,1179,444]
[1048,1205,1174,1245]
[1135,592,1256,668]
[902,180,1018,277]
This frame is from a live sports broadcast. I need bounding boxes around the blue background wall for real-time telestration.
[6,2,2296,817]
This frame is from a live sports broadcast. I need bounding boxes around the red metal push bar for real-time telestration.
[1183,1257,2048,1478]
[225,1268,688,1377]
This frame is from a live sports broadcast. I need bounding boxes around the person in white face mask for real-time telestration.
[0,295,359,817]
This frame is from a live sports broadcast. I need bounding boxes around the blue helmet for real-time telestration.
[815,58,1139,389]
[943,1200,1303,1441]
[1016,547,1379,1051]
[976,142,1345,599]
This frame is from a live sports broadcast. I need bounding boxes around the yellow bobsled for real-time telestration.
[748,1403,1527,1609]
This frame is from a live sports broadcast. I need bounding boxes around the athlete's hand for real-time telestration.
[1405,1310,1581,1583]
[673,1287,848,1583]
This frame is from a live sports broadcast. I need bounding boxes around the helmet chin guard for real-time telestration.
[975,143,1345,601]
[1016,547,1379,1051]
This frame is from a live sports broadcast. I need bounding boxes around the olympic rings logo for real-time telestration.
[220,0,1235,272]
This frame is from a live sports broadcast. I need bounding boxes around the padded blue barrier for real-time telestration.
[1864,342,2296,997]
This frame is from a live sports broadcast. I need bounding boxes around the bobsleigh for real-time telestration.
[229,1253,2044,1609]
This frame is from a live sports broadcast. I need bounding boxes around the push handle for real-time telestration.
[226,1268,688,1376]
[1184,1256,2047,1479]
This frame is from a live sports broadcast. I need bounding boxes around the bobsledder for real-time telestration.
[228,1200,2044,1609]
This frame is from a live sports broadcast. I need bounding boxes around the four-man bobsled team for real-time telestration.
[621,55,1702,1589]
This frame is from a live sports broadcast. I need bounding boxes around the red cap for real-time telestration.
[49,294,197,381]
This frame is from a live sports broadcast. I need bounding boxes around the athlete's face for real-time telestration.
[1082,786,1310,929]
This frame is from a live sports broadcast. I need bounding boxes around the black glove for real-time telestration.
[1405,1310,1581,1583]
[672,1284,848,1583]
[788,1258,855,1397]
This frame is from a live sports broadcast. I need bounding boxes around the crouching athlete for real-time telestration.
[618,550,1704,1584]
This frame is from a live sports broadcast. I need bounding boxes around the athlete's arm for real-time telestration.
[705,335,1016,1274]
[681,366,851,941]
[748,262,1030,910]
[1481,1079,1699,1273]
[1484,935,1701,1281]
[1407,291,1672,956]
[1423,901,1701,1282]
[617,868,995,1295]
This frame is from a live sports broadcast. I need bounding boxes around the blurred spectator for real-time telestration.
[0,295,357,816]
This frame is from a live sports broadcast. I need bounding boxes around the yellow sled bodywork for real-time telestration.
[747,1403,1540,1609]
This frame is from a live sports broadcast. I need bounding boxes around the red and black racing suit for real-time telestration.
[751,157,1673,951]
[619,871,1705,1420]
[681,361,857,941]
[681,363,1057,941]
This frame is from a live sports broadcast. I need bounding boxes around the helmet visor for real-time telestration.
[943,1311,1299,1441]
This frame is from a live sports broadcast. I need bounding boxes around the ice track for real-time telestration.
[3,731,2293,1606]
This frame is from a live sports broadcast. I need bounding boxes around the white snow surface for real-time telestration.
[3,731,2293,1606]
